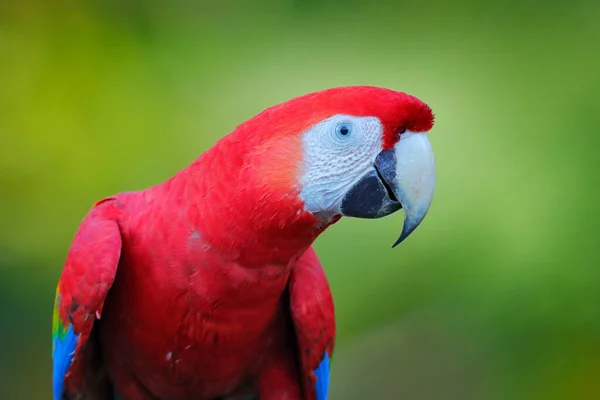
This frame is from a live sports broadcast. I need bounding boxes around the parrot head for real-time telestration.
[225,86,435,248]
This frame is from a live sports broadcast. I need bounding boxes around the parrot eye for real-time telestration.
[335,123,352,138]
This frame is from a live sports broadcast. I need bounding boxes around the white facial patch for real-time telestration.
[299,114,384,218]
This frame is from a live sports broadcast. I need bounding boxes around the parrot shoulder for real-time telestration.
[52,196,123,400]
[289,246,336,400]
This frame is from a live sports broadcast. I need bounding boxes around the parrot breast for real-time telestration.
[94,192,303,399]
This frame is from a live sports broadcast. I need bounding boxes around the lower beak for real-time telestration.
[340,132,436,247]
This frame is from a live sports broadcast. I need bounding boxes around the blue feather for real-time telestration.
[52,325,79,400]
[313,352,331,400]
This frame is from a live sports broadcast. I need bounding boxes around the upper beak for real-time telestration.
[340,131,436,247]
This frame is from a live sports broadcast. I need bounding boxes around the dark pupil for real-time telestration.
[339,126,349,135]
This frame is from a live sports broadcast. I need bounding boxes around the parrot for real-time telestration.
[52,86,436,400]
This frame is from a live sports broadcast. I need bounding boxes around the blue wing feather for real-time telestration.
[314,352,331,400]
[52,325,80,400]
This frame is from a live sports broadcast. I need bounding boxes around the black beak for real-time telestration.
[339,131,436,247]
[340,150,401,219]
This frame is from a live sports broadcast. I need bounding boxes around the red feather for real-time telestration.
[53,86,432,400]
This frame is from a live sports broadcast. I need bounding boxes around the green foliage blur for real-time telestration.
[1,0,599,398]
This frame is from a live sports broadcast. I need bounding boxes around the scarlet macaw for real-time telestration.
[52,86,436,400]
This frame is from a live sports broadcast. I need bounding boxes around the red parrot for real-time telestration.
[52,86,436,400]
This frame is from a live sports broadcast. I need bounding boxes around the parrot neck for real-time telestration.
[165,143,338,267]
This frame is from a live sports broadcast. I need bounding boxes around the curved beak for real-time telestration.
[340,131,436,247]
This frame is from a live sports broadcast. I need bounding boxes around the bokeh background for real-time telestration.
[1,1,599,399]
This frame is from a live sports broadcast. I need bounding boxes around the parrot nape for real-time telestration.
[52,86,436,400]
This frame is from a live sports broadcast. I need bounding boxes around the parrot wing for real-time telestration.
[289,246,336,400]
[52,198,122,400]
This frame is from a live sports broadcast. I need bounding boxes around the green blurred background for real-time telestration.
[1,0,599,399]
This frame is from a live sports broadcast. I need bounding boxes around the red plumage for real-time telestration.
[54,86,433,400]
